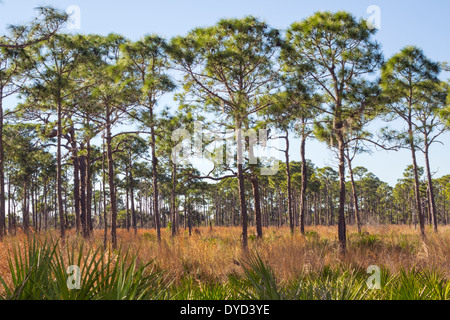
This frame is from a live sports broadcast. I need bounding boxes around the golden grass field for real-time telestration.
[1,224,448,288]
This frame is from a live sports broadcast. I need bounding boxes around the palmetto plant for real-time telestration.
[0,236,171,300]
[228,253,284,300]
[226,252,449,301]
[0,237,448,300]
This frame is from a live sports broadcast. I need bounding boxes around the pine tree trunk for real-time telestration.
[129,158,137,235]
[424,143,438,233]
[245,122,262,239]
[86,141,93,235]
[43,180,47,231]
[149,106,161,243]
[106,105,118,249]
[0,93,5,240]
[347,155,362,234]
[23,179,29,235]
[171,162,177,237]
[31,182,35,229]
[299,132,307,235]
[126,164,130,232]
[57,99,65,242]
[236,123,248,250]
[337,129,347,254]
[102,156,107,248]
[8,175,12,234]
[284,133,294,235]
[250,175,263,239]
[409,125,426,239]
[79,155,88,238]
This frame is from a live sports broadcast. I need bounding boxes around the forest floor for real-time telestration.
[0,224,449,299]
[96,224,450,283]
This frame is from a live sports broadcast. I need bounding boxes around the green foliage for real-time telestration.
[0,236,170,300]
[349,232,381,248]
[228,257,449,300]
[228,253,284,300]
[0,239,448,300]
[0,6,67,49]
[304,230,319,239]
[170,16,281,124]
[385,268,450,300]
[143,232,157,242]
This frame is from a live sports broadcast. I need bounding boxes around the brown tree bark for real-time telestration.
[236,123,248,250]
[73,155,81,233]
[0,93,5,240]
[424,143,438,233]
[299,131,308,235]
[22,179,29,235]
[106,105,118,249]
[79,154,88,238]
[283,132,294,235]
[56,99,65,242]
[8,175,12,234]
[43,179,48,231]
[250,175,263,239]
[86,141,93,235]
[125,164,130,231]
[347,153,362,234]
[129,157,137,235]
[336,125,347,254]
[409,125,426,239]
[149,106,161,243]
[171,162,177,237]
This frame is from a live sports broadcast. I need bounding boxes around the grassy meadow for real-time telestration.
[0,225,448,300]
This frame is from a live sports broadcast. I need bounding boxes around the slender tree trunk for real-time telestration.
[149,106,161,243]
[43,180,48,231]
[64,189,68,228]
[23,179,29,235]
[409,124,426,239]
[126,163,130,232]
[250,175,263,239]
[188,200,192,236]
[37,186,42,232]
[31,182,35,229]
[171,162,177,237]
[79,155,88,238]
[86,140,93,235]
[140,191,143,229]
[95,186,98,229]
[129,158,137,235]
[54,187,57,229]
[299,130,307,235]
[0,93,5,240]
[424,143,438,233]
[57,99,65,242]
[184,195,187,230]
[347,154,362,234]
[284,133,294,235]
[8,175,12,234]
[106,108,117,249]
[246,122,262,239]
[337,127,347,253]
[102,134,107,248]
[236,124,248,250]
[12,193,17,235]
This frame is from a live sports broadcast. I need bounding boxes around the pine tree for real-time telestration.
[284,11,383,252]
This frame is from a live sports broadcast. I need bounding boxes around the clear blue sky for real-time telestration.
[1,0,449,186]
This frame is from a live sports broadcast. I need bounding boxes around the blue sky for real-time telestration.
[1,0,449,186]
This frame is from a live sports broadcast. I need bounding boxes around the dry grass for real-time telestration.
[1,225,449,287]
